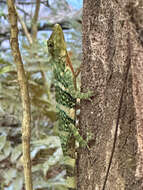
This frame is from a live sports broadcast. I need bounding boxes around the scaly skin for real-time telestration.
[47,23,78,189]
[47,24,91,189]
[47,24,88,154]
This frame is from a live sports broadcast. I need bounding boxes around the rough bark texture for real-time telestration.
[76,0,143,189]
[131,30,143,186]
[126,0,143,182]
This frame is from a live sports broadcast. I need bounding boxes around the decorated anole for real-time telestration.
[47,24,90,155]
[47,24,92,189]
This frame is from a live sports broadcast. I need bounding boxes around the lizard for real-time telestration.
[47,24,90,155]
[47,24,92,189]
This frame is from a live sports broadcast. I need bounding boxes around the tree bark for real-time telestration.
[77,0,143,189]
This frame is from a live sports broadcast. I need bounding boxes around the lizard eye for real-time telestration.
[48,42,54,48]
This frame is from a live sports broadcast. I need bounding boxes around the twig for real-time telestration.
[15,4,47,91]
[31,0,40,40]
[7,1,33,190]
[16,7,33,45]
[16,5,31,17]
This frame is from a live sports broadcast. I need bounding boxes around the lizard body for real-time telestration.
[47,24,88,155]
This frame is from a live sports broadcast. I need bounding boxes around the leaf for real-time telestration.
[63,156,75,168]
[13,176,23,190]
[0,66,12,74]
[32,163,43,173]
[44,110,57,122]
[66,176,76,189]
[11,144,22,163]
[31,136,63,177]
[3,168,17,185]
[4,141,12,156]
[0,141,12,161]
[0,135,6,150]
[0,58,11,65]
[33,171,67,189]
[31,136,62,149]
[43,148,63,176]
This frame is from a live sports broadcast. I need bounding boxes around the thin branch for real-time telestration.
[0,0,38,4]
[16,7,33,45]
[16,5,31,17]
[7,1,33,190]
[15,6,47,91]
[0,22,73,39]
[0,0,50,6]
[31,0,40,40]
[17,0,48,5]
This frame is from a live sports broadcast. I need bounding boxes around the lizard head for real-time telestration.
[47,24,67,58]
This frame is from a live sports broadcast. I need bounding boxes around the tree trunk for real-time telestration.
[77,0,143,189]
